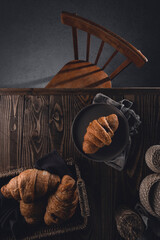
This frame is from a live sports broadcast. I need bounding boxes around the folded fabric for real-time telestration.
[0,150,72,239]
[92,93,141,171]
[34,150,72,178]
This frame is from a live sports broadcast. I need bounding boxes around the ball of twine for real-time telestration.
[145,145,160,173]
[115,207,145,240]
[139,173,160,218]
[152,181,160,217]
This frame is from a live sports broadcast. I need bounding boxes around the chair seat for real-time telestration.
[45,60,111,88]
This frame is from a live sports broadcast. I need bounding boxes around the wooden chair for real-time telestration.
[45,12,148,88]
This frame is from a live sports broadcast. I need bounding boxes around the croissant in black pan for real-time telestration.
[83,114,119,154]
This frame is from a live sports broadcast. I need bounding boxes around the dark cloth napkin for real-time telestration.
[35,150,72,178]
[92,93,141,171]
[0,150,72,239]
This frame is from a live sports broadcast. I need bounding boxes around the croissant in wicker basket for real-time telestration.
[1,169,79,225]
[82,114,119,154]
[1,169,60,203]
[20,199,47,224]
[139,173,160,218]
[44,175,79,225]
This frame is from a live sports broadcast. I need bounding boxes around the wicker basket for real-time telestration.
[0,159,90,240]
[139,173,160,218]
[115,206,145,240]
[145,145,160,173]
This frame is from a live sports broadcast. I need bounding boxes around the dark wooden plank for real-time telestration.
[0,95,24,171]
[49,94,75,160]
[0,96,12,171]
[9,95,24,169]
[21,96,49,168]
[49,95,64,155]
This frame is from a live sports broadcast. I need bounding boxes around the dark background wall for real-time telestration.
[0,0,159,88]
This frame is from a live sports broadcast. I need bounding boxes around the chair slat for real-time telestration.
[109,58,131,80]
[72,27,78,60]
[94,41,104,65]
[86,33,91,61]
[86,77,110,88]
[102,50,118,70]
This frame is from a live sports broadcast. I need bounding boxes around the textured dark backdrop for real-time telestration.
[0,0,159,87]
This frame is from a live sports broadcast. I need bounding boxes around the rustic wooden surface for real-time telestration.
[0,88,160,240]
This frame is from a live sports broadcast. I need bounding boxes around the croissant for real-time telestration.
[83,114,119,154]
[1,169,60,203]
[44,175,79,225]
[20,199,46,224]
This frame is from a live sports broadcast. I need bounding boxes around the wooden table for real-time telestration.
[0,88,160,240]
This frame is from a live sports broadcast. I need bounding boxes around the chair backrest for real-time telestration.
[61,11,148,80]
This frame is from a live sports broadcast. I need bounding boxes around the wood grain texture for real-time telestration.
[45,60,111,88]
[0,95,24,171]
[0,88,160,240]
[21,95,49,168]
